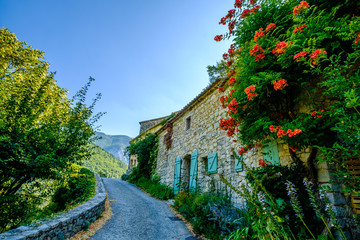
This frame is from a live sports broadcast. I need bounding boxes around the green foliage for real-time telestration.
[173,191,244,240]
[244,164,322,238]
[82,144,127,178]
[125,134,171,199]
[159,112,176,125]
[47,165,96,212]
[127,133,158,181]
[207,60,228,83]
[0,165,96,232]
[0,28,101,232]
[121,174,130,181]
[134,176,174,200]
[216,0,360,193]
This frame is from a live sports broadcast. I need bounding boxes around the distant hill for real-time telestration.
[83,145,128,178]
[94,132,132,164]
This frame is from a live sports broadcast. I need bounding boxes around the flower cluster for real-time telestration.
[309,49,327,65]
[214,34,223,42]
[270,112,283,121]
[259,159,269,167]
[220,95,227,108]
[270,125,303,138]
[293,24,307,34]
[272,41,289,56]
[238,146,247,155]
[257,191,267,210]
[254,28,265,42]
[255,54,265,62]
[266,23,276,32]
[234,0,243,8]
[219,117,238,137]
[286,180,304,218]
[218,87,225,93]
[228,20,236,34]
[227,59,233,67]
[228,98,240,114]
[293,1,310,16]
[310,109,324,118]
[228,44,236,57]
[355,33,360,45]
[228,77,236,86]
[219,9,236,25]
[222,53,229,60]
[251,5,261,14]
[250,44,263,56]
[273,79,288,91]
[227,70,235,78]
[294,51,309,60]
[241,9,251,18]
[289,145,298,152]
[244,85,258,101]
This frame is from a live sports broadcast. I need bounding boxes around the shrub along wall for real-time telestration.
[0,173,106,240]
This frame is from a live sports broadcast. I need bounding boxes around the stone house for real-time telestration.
[130,78,358,232]
[128,114,176,172]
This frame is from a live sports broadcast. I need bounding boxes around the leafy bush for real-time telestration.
[121,174,130,181]
[48,165,96,212]
[173,191,244,240]
[134,177,173,200]
[0,165,96,232]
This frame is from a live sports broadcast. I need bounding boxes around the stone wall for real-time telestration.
[139,117,167,135]
[0,173,106,240]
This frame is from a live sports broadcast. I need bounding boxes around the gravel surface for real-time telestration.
[90,178,200,240]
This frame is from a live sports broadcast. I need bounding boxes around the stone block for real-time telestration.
[327,192,346,205]
[318,169,331,183]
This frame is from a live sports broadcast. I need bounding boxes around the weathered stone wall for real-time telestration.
[139,117,166,135]
[155,81,313,206]
[0,173,106,240]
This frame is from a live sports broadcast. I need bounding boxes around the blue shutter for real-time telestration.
[234,152,243,172]
[174,158,182,195]
[189,150,198,192]
[262,140,280,165]
[208,152,218,174]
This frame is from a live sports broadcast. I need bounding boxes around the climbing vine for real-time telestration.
[126,133,158,181]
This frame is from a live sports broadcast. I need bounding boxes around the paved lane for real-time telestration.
[90,178,198,240]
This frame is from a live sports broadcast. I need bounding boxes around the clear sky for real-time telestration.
[0,0,234,138]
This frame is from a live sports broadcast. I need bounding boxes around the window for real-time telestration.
[186,116,191,130]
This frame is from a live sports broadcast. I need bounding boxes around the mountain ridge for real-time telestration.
[94,131,132,165]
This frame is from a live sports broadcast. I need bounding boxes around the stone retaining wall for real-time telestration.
[0,173,106,240]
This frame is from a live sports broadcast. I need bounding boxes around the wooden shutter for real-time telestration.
[235,152,243,172]
[262,140,280,165]
[174,158,182,195]
[208,152,218,174]
[189,150,198,192]
[346,158,360,214]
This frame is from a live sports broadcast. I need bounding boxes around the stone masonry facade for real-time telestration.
[0,173,106,240]
[153,77,357,237]
[155,79,304,205]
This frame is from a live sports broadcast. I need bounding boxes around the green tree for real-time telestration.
[0,28,102,231]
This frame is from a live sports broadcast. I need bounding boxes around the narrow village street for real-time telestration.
[90,178,199,240]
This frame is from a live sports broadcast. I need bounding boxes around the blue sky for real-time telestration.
[1,0,234,138]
